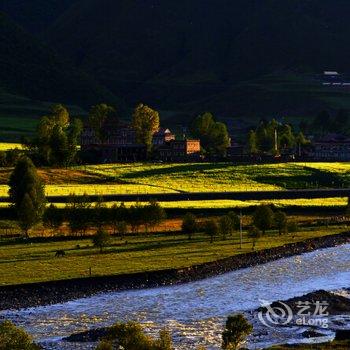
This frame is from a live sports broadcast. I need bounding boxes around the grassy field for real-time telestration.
[0,161,349,208]
[0,93,86,142]
[0,226,345,286]
[76,162,350,193]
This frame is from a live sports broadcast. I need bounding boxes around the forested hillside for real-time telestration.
[44,0,350,117]
[2,0,350,122]
[0,0,76,33]
[0,12,120,108]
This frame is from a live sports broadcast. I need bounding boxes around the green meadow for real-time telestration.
[0,226,344,286]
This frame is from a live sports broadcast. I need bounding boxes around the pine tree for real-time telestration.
[8,157,46,237]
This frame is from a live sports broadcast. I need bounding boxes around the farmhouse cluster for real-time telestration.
[81,120,350,163]
[81,123,201,162]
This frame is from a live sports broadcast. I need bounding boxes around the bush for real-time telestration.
[222,314,253,350]
[96,322,173,350]
[0,320,40,350]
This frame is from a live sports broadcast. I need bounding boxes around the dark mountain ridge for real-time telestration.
[0,0,76,33]
[0,11,120,110]
[44,0,350,117]
[2,0,350,121]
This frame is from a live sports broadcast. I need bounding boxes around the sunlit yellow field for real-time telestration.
[0,161,349,208]
[0,142,22,151]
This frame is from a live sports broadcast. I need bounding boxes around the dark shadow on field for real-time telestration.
[121,163,232,180]
[254,166,350,189]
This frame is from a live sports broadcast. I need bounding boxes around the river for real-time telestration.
[1,244,350,349]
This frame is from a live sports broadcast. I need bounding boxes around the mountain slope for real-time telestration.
[0,0,76,33]
[44,0,350,117]
[0,12,120,109]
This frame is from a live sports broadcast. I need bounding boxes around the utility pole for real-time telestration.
[274,128,278,155]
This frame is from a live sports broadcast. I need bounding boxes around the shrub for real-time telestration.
[0,320,40,350]
[222,314,253,350]
[96,322,173,350]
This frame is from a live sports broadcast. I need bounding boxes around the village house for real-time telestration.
[156,139,201,162]
[152,128,175,146]
[81,123,201,163]
[80,123,147,162]
[226,141,245,161]
[311,134,350,161]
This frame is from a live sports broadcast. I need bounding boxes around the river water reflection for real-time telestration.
[1,244,349,349]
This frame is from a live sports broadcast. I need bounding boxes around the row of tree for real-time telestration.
[24,104,83,167]
[182,212,240,242]
[8,157,294,242]
[44,199,166,237]
[21,102,162,166]
[247,119,309,155]
[88,102,160,155]
[19,100,234,167]
[181,205,294,245]
[7,156,167,238]
[190,112,231,157]
[310,109,350,135]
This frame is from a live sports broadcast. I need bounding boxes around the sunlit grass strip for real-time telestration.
[1,197,339,209]
[0,143,23,151]
[154,198,348,209]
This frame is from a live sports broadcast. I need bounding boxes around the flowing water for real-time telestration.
[1,244,350,349]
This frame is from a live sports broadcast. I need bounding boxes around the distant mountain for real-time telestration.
[0,12,120,109]
[2,0,350,122]
[42,0,350,119]
[0,0,76,33]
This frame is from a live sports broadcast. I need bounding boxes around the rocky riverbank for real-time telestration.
[63,289,350,344]
[260,289,350,315]
[0,231,349,311]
